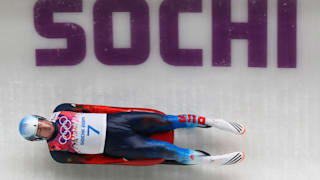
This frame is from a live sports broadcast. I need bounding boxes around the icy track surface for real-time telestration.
[0,0,319,180]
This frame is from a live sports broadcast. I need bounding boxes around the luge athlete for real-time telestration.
[19,103,246,166]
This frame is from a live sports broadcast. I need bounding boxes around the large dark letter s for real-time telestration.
[34,0,86,66]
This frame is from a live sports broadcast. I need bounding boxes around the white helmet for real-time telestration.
[19,115,46,141]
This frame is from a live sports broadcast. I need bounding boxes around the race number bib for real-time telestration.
[74,113,107,154]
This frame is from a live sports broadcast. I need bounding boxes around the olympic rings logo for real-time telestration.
[58,116,72,145]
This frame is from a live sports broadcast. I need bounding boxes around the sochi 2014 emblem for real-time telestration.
[58,116,72,145]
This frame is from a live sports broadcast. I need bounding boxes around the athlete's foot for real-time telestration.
[206,152,245,166]
[205,119,246,135]
[186,151,245,166]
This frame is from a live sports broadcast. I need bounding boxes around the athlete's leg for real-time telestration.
[107,112,209,134]
[139,138,245,165]
[127,137,210,164]
[173,114,247,135]
[108,112,246,135]
[104,132,245,165]
[141,138,245,165]
[105,133,196,164]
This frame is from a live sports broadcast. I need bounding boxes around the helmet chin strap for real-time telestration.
[30,136,46,141]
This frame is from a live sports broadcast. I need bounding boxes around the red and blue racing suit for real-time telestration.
[48,103,209,164]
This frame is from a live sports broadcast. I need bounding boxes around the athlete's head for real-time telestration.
[19,115,54,141]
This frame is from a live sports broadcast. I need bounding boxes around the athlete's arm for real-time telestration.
[54,103,129,113]
[50,151,85,164]
[54,103,165,114]
[49,151,127,164]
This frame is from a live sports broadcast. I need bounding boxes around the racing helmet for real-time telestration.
[19,115,47,141]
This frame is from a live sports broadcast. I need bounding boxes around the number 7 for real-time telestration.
[87,125,100,136]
